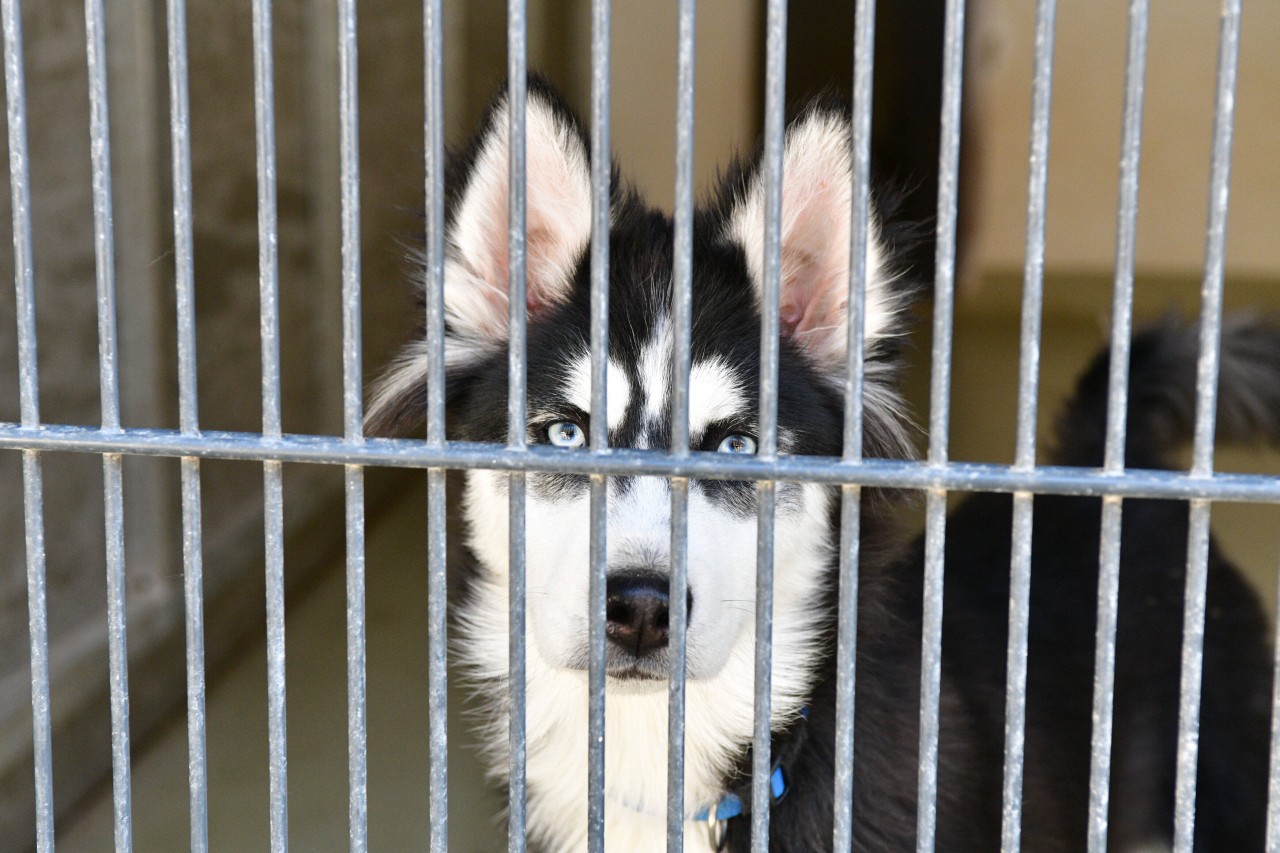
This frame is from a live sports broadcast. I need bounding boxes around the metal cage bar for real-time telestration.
[164,0,209,848]
[250,0,289,848]
[1270,550,1280,848]
[85,2,134,848]
[1086,2,1148,847]
[1001,1,1057,849]
[506,1,530,847]
[666,0,695,847]
[753,0,787,847]
[917,0,966,848]
[423,0,449,850]
[1172,1,1242,848]
[586,2,611,849]
[10,425,1280,502]
[832,0,876,847]
[2,1,54,849]
[337,0,368,848]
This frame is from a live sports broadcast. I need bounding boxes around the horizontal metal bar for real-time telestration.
[3,423,1280,502]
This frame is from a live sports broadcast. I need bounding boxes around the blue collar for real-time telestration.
[692,765,788,823]
[691,705,807,824]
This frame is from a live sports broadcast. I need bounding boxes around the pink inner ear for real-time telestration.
[525,226,571,315]
[779,243,843,344]
[775,166,850,357]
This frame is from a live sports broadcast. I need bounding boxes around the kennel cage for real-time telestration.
[0,0,1274,851]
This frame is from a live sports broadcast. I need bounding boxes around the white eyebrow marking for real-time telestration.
[564,352,631,430]
[688,358,747,440]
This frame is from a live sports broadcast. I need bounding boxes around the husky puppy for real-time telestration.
[368,80,1273,851]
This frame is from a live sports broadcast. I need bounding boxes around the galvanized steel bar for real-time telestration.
[101,454,130,849]
[20,453,52,851]
[1268,545,1280,849]
[337,0,367,848]
[917,489,947,852]
[178,458,206,850]
[1172,1,1241,848]
[753,0,787,848]
[3,1,54,848]
[167,0,198,443]
[506,2,529,847]
[833,0,875,846]
[1088,494,1124,853]
[1001,1,1056,848]
[424,0,449,849]
[666,0,695,846]
[0,0,33,428]
[8,424,1280,502]
[251,0,289,848]
[86,3,135,847]
[587,1,611,848]
[165,0,209,846]
[1173,500,1213,852]
[917,0,966,847]
[85,0,120,433]
[1086,3,1148,849]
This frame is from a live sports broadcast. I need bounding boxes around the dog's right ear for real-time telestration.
[366,83,592,435]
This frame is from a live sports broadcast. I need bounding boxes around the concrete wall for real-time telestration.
[0,0,430,845]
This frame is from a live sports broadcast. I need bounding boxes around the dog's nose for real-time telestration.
[605,572,692,656]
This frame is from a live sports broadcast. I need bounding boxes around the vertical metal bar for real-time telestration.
[2,3,54,850]
[84,3,118,427]
[251,0,288,848]
[166,0,208,847]
[832,0,875,848]
[85,2,134,848]
[1001,2,1056,849]
[423,0,448,849]
[1086,2,1147,848]
[506,3,528,848]
[20,453,53,850]
[1268,541,1280,850]
[666,0,695,846]
[586,2,610,849]
[917,0,966,849]
[337,0,367,848]
[1088,496,1124,852]
[753,1,786,848]
[1172,2,1240,848]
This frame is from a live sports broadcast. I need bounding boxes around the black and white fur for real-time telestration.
[368,81,1274,851]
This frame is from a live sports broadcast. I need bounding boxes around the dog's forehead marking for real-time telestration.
[688,358,747,438]
[565,352,630,430]
[638,314,671,420]
[635,312,750,441]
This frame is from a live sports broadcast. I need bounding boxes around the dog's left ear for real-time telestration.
[725,109,899,378]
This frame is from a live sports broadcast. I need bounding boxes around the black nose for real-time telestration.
[605,573,692,657]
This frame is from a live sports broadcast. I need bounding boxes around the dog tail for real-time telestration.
[1052,314,1280,468]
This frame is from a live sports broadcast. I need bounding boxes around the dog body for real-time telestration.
[369,81,1273,851]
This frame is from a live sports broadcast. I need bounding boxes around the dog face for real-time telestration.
[368,81,909,697]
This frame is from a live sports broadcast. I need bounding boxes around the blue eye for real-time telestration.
[717,434,757,455]
[547,421,586,448]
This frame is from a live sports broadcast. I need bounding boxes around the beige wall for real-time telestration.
[966,0,1279,279]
